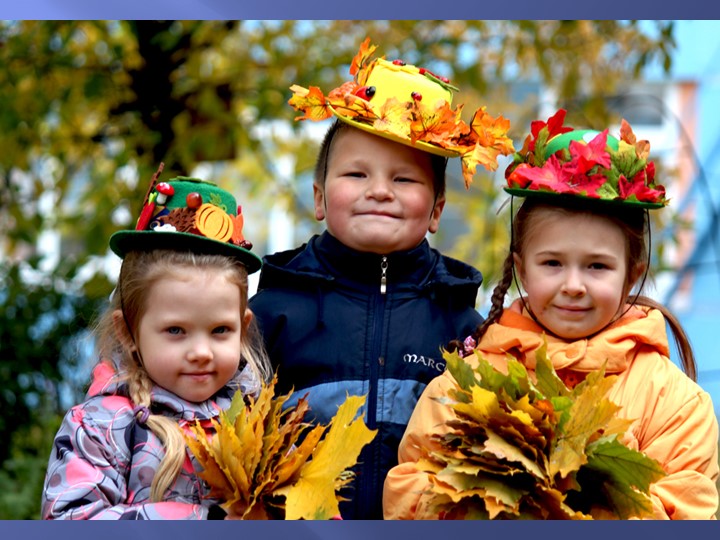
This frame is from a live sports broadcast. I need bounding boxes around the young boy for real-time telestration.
[249,38,514,519]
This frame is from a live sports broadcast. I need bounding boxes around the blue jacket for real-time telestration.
[249,231,483,519]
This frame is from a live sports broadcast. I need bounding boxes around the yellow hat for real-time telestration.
[288,37,515,188]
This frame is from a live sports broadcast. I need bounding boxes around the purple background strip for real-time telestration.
[2,2,720,20]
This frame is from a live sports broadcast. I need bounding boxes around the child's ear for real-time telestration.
[242,309,254,331]
[427,196,446,234]
[313,184,326,221]
[628,262,648,290]
[112,309,136,352]
[513,252,527,289]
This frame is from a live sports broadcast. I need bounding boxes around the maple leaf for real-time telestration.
[409,101,463,147]
[508,155,575,194]
[183,375,377,519]
[567,130,611,175]
[349,37,377,79]
[282,394,377,520]
[371,97,413,138]
[457,109,515,188]
[287,85,332,122]
[529,109,571,152]
[618,174,667,203]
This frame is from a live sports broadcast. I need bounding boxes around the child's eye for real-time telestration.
[395,176,416,183]
[542,259,561,267]
[213,326,232,335]
[589,262,608,270]
[166,326,183,335]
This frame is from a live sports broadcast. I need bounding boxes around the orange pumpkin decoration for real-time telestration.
[195,203,233,243]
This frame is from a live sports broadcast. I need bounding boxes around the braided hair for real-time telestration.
[450,197,697,380]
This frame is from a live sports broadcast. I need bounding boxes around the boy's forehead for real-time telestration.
[331,126,434,161]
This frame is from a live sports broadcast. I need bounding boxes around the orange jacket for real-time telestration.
[383,302,719,520]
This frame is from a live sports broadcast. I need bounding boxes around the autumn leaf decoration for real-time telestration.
[288,37,514,189]
[506,109,667,206]
[415,347,666,520]
[184,375,377,520]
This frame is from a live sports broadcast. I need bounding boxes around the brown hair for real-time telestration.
[93,249,271,501]
[452,196,697,380]
[314,120,448,198]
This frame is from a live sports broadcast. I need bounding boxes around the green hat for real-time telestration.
[109,170,262,274]
[287,36,515,189]
[504,109,668,210]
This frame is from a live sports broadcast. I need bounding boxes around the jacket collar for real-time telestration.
[86,359,256,421]
[478,299,669,373]
[259,231,482,292]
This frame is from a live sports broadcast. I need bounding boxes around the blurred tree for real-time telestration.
[0,20,675,518]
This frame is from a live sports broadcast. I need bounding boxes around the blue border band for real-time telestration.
[2,4,720,19]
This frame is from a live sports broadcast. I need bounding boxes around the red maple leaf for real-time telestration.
[528,109,572,151]
[567,130,611,175]
[572,172,608,197]
[508,156,575,194]
[619,173,666,203]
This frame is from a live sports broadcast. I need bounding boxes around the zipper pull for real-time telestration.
[380,256,388,295]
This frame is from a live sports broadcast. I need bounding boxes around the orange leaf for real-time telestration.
[349,37,377,78]
[409,102,464,146]
[231,212,244,244]
[288,85,332,122]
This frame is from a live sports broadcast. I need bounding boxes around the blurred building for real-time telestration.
[648,21,720,420]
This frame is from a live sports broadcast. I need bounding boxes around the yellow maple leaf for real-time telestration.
[283,394,377,520]
[372,97,413,138]
[185,377,376,519]
[549,372,620,478]
[287,85,332,122]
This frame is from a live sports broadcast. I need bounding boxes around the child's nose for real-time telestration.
[365,175,394,200]
[562,268,586,296]
[187,338,213,362]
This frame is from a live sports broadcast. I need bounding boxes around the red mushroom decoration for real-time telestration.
[155,182,175,206]
[134,163,165,231]
[135,183,175,231]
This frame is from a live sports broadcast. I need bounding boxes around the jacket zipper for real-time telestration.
[380,256,388,294]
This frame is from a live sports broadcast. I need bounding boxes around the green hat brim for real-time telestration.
[329,105,458,158]
[504,187,665,210]
[109,229,263,274]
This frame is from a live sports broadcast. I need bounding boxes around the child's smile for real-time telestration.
[135,268,247,402]
[314,127,444,255]
[514,210,629,340]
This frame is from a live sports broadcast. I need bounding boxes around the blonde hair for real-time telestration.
[94,249,271,501]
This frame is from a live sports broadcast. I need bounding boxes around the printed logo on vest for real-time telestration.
[403,353,445,373]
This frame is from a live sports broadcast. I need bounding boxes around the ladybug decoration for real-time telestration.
[418,67,451,84]
[353,85,376,100]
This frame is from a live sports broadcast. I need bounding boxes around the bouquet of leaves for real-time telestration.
[414,346,666,519]
[184,375,377,519]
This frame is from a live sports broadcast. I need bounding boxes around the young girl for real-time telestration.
[41,175,271,520]
[383,110,719,520]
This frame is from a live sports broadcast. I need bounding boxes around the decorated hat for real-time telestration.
[110,165,262,273]
[504,109,668,209]
[288,37,515,188]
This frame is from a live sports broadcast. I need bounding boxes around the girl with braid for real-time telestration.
[42,175,271,519]
[383,110,718,520]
